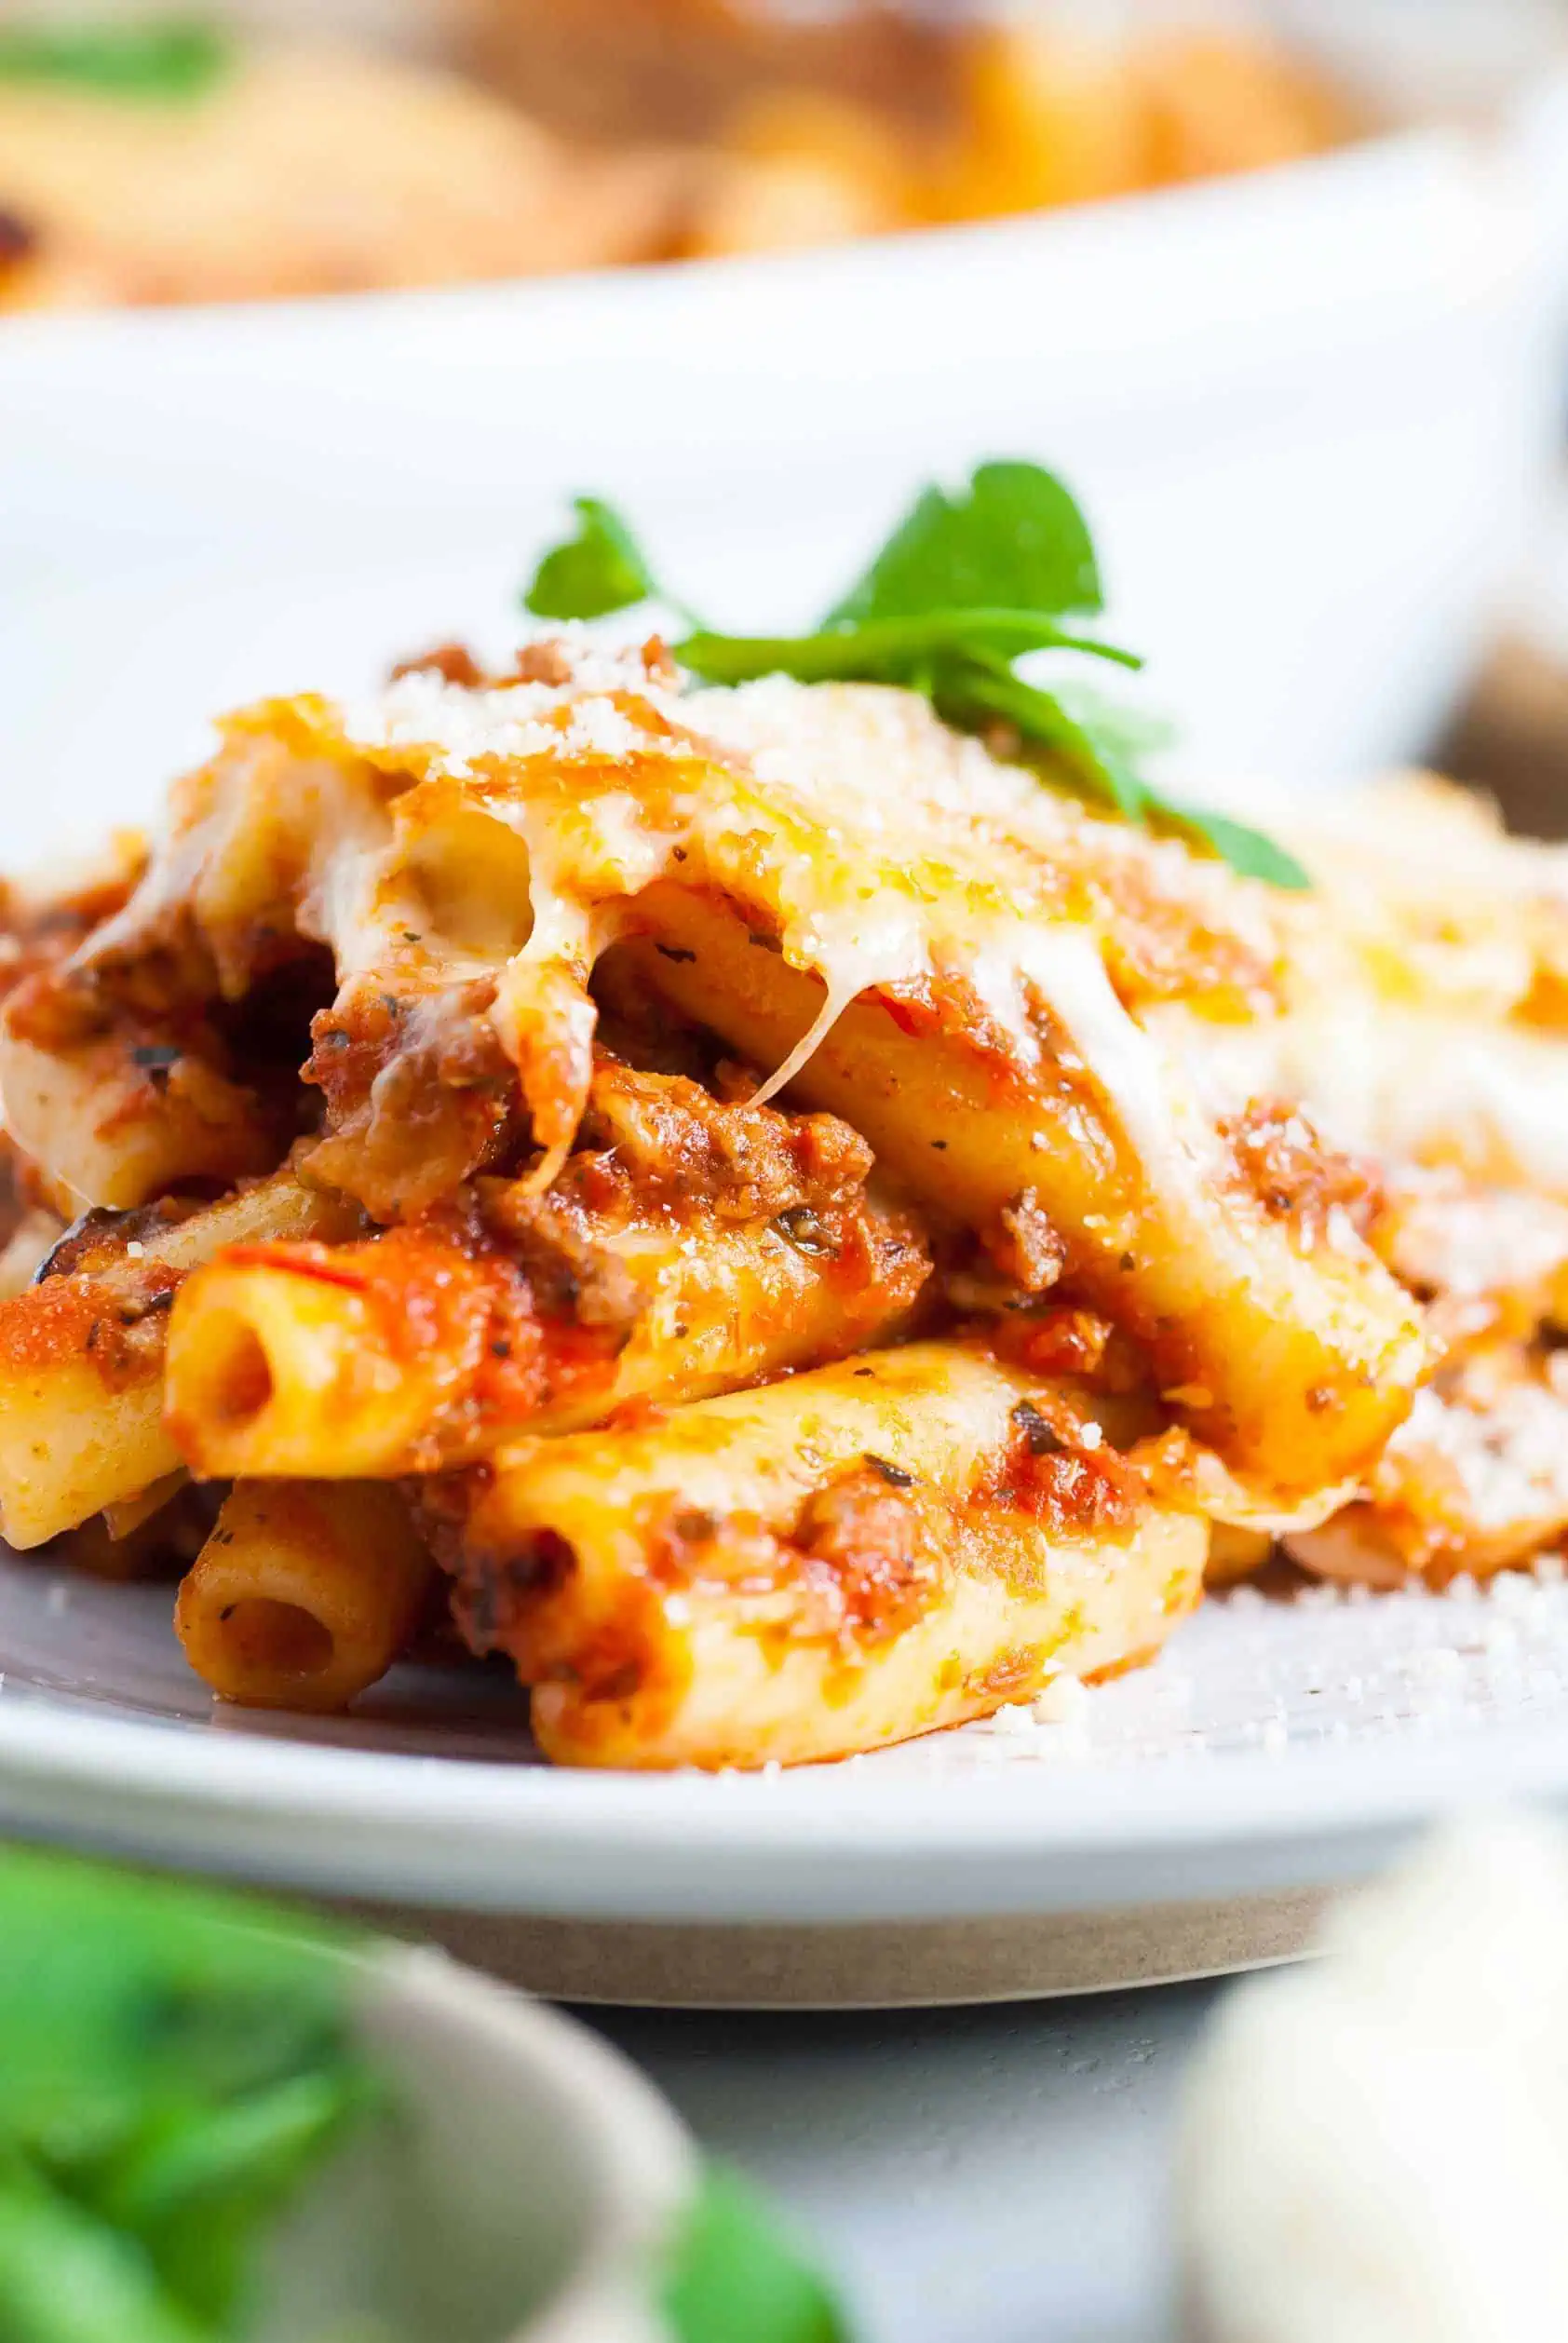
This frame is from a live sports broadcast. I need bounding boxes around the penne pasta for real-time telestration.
[165,1175,926,1479]
[1204,1524,1274,1586]
[612,890,1426,1502]
[13,661,1521,1521]
[0,1020,282,1212]
[164,1061,926,1478]
[437,1341,1207,1768]
[101,1469,193,1545]
[0,1167,360,1548]
[174,1479,434,1711]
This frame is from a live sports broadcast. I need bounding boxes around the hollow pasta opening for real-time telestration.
[219,1596,333,1682]
[405,809,536,964]
[206,1320,276,1429]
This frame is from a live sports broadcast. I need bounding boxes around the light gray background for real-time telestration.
[591,1979,1223,2343]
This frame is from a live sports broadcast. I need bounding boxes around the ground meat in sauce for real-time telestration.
[0,855,147,1019]
[577,1057,876,1222]
[1223,1100,1381,1247]
[304,975,523,1214]
[791,1464,944,1643]
[980,1405,1142,1535]
[987,1188,1068,1293]
[387,642,486,687]
[484,1179,649,1331]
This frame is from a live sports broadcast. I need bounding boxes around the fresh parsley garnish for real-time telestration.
[0,19,230,101]
[521,462,1308,889]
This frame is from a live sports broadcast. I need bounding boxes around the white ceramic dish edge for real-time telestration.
[2,108,1564,823]
[5,1693,1568,1925]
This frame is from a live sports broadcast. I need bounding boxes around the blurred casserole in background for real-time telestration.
[0,24,689,305]
[483,0,1350,260]
[0,0,1353,308]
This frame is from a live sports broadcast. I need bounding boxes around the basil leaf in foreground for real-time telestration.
[520,465,1307,889]
[523,495,671,624]
[825,460,1102,625]
[0,20,229,100]
[100,2067,373,2328]
[662,2168,850,2343]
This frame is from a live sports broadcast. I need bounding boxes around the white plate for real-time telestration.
[6,1550,1568,1941]
[7,116,1568,1995]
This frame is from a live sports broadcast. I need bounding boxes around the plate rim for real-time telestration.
[1,1686,1564,1923]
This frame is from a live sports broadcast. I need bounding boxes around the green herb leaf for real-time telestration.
[677,610,1139,690]
[662,2168,850,2343]
[825,460,1102,626]
[520,466,1306,888]
[933,661,1153,821]
[522,495,669,624]
[942,664,1310,887]
[0,2165,216,2343]
[97,2068,373,2326]
[0,1849,355,2162]
[1169,807,1311,890]
[0,20,230,101]
[1047,679,1179,766]
[0,1848,373,2339]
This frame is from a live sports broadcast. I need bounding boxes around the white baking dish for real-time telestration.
[0,88,1563,860]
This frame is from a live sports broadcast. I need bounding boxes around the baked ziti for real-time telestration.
[3,467,1565,1767]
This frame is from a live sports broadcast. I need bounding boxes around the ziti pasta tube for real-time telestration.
[50,1475,212,1586]
[437,1340,1208,1769]
[165,1061,928,1477]
[3,662,1430,1515]
[615,886,1427,1504]
[1287,1340,1568,1590]
[0,1167,360,1548]
[164,1179,926,1480]
[174,1479,433,1712]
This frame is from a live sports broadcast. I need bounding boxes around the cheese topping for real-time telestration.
[22,639,1567,1510]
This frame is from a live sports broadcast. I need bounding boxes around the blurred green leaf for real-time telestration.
[0,1849,372,2339]
[523,496,670,624]
[95,2067,372,2325]
[0,20,230,100]
[1169,806,1309,889]
[0,2162,215,2343]
[663,2168,850,2343]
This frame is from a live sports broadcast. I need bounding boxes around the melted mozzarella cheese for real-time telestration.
[66,649,1568,1253]
[1161,1003,1568,1196]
